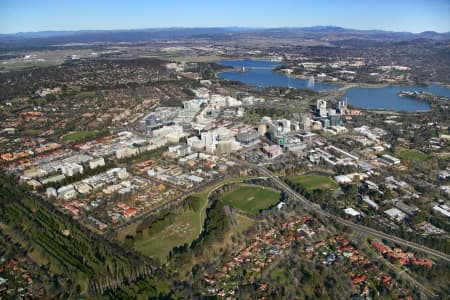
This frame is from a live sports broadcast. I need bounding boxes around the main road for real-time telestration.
[248,162,450,262]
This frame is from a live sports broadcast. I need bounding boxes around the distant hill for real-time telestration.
[0,27,449,50]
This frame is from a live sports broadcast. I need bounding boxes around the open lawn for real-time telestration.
[0,60,62,71]
[288,173,338,192]
[220,185,281,215]
[130,176,259,261]
[62,131,98,142]
[397,149,429,162]
[133,209,203,262]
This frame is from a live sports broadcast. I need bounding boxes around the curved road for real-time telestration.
[251,162,450,263]
[110,174,229,235]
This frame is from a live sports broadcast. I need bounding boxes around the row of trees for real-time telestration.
[0,171,162,297]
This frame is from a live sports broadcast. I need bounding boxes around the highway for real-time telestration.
[110,155,450,263]
[250,163,450,263]
[363,240,437,298]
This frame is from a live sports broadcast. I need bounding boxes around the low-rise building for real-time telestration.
[262,145,283,159]
[361,196,379,209]
[57,185,78,200]
[40,174,66,185]
[62,163,84,177]
[116,145,139,159]
[394,200,419,216]
[168,144,191,157]
[46,187,57,197]
[432,204,450,218]
[344,207,361,217]
[236,129,260,146]
[384,208,407,222]
[379,154,401,166]
[89,157,105,169]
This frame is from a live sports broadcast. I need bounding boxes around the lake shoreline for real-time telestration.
[215,60,450,112]
[216,58,447,90]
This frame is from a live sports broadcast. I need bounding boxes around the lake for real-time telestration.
[218,60,339,91]
[217,60,450,112]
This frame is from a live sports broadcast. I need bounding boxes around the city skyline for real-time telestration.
[1,0,449,34]
[1,0,450,298]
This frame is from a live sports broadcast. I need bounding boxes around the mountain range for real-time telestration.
[0,26,449,49]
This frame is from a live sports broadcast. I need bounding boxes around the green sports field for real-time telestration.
[126,176,260,261]
[62,131,98,142]
[220,185,281,215]
[288,173,338,192]
[397,149,429,162]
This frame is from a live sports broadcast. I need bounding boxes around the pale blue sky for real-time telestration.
[0,0,449,34]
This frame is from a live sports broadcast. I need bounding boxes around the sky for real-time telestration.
[0,0,449,34]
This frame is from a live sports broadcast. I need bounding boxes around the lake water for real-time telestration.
[217,60,450,112]
[218,60,339,91]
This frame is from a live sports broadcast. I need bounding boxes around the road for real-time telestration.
[248,162,450,263]
[362,239,437,298]
[110,174,229,234]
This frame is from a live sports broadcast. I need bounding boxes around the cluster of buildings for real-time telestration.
[187,127,242,155]
[131,92,356,170]
[315,99,347,128]
[140,89,243,136]
[135,91,354,167]
[0,142,61,163]
[432,203,450,218]
[291,60,362,82]
[204,214,411,299]
[4,86,260,228]
[0,258,41,299]
[310,235,411,297]
[137,89,259,158]
[370,240,433,268]
[309,144,360,166]
[278,53,417,84]
[50,167,129,201]
[20,153,103,189]
[150,150,238,189]
[1,127,208,229]
[204,216,322,297]
[353,125,387,143]
[148,166,204,188]
[11,130,162,182]
[384,200,419,222]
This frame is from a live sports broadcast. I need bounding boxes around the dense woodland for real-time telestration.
[0,171,164,297]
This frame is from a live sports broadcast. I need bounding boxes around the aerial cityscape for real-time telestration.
[0,0,449,299]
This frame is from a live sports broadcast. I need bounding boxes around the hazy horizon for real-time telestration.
[1,0,449,34]
[1,25,449,36]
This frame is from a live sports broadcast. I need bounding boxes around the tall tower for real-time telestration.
[338,97,348,115]
[316,99,327,117]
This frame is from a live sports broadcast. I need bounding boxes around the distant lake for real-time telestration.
[342,85,440,112]
[218,60,339,91]
[217,60,450,112]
